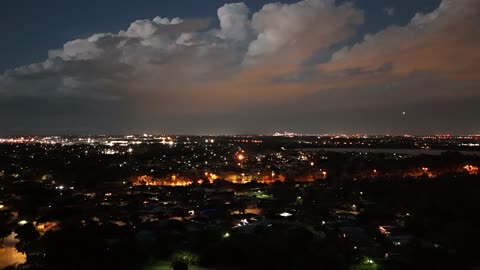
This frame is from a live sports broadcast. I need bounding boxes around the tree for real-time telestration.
[16,223,40,253]
[232,199,247,215]
[0,210,13,243]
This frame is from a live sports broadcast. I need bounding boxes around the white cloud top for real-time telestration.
[0,0,479,134]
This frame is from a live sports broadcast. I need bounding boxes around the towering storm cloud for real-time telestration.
[1,0,479,135]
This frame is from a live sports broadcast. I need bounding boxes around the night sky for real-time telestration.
[1,0,479,135]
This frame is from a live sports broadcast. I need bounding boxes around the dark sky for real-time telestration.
[1,0,479,135]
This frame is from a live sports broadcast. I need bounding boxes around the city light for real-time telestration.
[18,220,28,226]
[2,0,480,268]
[464,165,479,175]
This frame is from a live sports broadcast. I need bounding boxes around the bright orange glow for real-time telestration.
[237,154,245,161]
[132,175,193,187]
[35,221,60,235]
[132,171,295,186]
[464,165,479,175]
[0,247,26,269]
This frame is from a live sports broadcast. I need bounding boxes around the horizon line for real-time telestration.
[1,133,480,138]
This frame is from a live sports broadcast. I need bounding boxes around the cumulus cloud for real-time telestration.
[0,0,362,103]
[0,0,479,134]
[323,0,480,83]
[217,3,252,41]
[245,0,363,64]
[49,37,102,60]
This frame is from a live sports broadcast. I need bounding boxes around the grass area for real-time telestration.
[146,261,215,270]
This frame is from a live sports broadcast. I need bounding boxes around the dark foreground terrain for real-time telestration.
[1,135,479,270]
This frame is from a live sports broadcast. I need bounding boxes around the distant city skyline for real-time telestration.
[1,0,479,135]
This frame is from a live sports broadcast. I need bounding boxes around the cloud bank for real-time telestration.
[1,0,479,134]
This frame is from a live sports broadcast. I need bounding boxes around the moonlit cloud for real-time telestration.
[246,0,363,63]
[0,0,479,134]
[0,0,362,102]
[217,3,252,41]
[324,0,480,82]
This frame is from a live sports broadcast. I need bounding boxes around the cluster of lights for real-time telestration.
[235,219,249,227]
[464,164,479,175]
[18,220,28,226]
